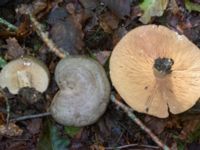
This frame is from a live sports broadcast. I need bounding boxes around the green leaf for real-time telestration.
[187,124,200,143]
[177,141,186,150]
[64,126,81,137]
[185,0,200,12]
[139,0,169,24]
[37,119,70,150]
[0,57,6,68]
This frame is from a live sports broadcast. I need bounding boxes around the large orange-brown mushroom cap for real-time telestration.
[110,25,200,118]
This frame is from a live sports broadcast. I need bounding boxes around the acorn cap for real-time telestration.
[0,56,50,94]
[110,25,200,118]
[50,57,110,127]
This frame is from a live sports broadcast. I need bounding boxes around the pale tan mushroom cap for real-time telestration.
[50,57,110,126]
[110,25,200,118]
[0,56,50,94]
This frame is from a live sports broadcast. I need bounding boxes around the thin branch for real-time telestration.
[110,94,170,150]
[105,144,159,150]
[29,14,67,58]
[10,112,51,122]
[0,17,18,31]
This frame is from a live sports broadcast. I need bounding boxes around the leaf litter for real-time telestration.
[0,0,199,149]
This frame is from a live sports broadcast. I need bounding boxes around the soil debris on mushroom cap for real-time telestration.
[50,57,110,127]
[0,56,50,94]
[110,25,200,118]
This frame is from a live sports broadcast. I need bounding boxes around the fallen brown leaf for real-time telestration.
[100,12,119,33]
[27,118,42,134]
[101,0,131,18]
[144,116,168,134]
[48,6,84,55]
[112,27,127,46]
[0,123,23,137]
[5,38,24,60]
[94,51,111,65]
[79,0,98,10]
[16,0,52,19]
[90,144,105,150]
[179,117,200,140]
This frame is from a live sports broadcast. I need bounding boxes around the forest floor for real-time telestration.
[0,0,200,150]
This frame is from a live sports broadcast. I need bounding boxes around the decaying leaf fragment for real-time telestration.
[185,0,200,12]
[139,0,169,24]
[0,123,23,136]
[101,0,131,18]
[47,7,84,55]
[6,38,25,60]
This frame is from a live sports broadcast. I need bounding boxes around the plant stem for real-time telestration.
[110,94,170,150]
[10,112,51,122]
[0,17,18,31]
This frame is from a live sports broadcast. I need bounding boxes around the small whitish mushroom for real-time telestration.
[110,25,200,118]
[50,57,110,127]
[0,56,50,94]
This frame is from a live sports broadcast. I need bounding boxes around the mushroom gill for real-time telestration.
[110,25,200,118]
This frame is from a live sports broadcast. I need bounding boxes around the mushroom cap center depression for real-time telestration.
[153,57,174,78]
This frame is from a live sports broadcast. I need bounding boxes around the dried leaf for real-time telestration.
[79,0,98,10]
[64,126,81,137]
[112,27,128,46]
[185,0,200,12]
[0,113,5,125]
[47,7,68,25]
[179,118,200,140]
[50,19,83,55]
[18,87,44,105]
[139,0,169,24]
[16,0,49,18]
[168,0,179,14]
[6,38,24,60]
[94,51,111,65]
[0,123,23,136]
[48,6,84,55]
[27,118,42,134]
[101,0,131,18]
[144,116,167,134]
[90,144,105,150]
[66,3,86,25]
[0,15,31,39]
[100,12,119,33]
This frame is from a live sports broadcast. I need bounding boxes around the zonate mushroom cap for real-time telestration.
[50,57,110,127]
[0,56,50,94]
[110,25,200,118]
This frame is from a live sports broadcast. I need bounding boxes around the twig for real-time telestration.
[10,112,51,122]
[0,17,18,31]
[110,94,170,150]
[105,144,159,150]
[29,14,67,58]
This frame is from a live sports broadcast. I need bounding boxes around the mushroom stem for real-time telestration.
[17,70,32,88]
[153,57,174,77]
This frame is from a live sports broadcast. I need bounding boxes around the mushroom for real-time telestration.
[0,56,50,94]
[50,57,110,127]
[110,25,200,118]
